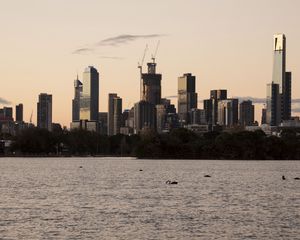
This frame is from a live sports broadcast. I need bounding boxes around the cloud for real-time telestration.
[99,56,124,60]
[236,97,266,104]
[98,34,165,47]
[0,97,11,105]
[72,33,165,57]
[72,48,94,55]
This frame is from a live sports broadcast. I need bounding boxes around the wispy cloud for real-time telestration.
[99,56,124,60]
[73,33,165,56]
[72,48,94,55]
[0,97,11,105]
[98,34,165,47]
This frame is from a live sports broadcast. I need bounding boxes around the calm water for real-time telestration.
[0,158,299,240]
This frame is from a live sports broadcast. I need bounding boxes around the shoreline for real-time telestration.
[1,155,300,160]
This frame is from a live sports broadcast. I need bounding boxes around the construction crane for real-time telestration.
[151,40,160,63]
[138,44,148,100]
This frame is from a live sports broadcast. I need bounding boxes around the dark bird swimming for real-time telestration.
[166,180,178,185]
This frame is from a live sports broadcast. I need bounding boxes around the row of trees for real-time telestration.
[4,127,300,159]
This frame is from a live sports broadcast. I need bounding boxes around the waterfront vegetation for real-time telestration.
[2,128,300,159]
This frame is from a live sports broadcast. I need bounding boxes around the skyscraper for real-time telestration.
[266,34,292,126]
[80,66,99,121]
[178,73,198,125]
[266,83,280,126]
[283,71,292,120]
[37,93,52,131]
[239,100,254,126]
[98,112,108,135]
[72,76,82,122]
[3,107,13,120]
[113,97,122,135]
[134,101,156,133]
[108,93,118,136]
[210,89,227,125]
[141,61,162,105]
[15,104,23,122]
[217,99,238,127]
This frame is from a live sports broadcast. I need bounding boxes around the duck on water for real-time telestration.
[166,180,178,185]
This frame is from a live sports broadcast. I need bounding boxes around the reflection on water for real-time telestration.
[0,158,299,239]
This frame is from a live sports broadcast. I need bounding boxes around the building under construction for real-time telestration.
[141,60,162,105]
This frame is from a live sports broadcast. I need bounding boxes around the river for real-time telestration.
[0,158,299,239]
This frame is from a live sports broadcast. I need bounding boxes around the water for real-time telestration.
[0,158,299,240]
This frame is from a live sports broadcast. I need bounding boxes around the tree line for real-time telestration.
[3,127,300,159]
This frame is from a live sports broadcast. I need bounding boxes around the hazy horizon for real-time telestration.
[1,0,300,126]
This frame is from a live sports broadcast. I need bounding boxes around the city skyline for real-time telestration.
[1,0,300,127]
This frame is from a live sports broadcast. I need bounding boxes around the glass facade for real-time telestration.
[37,93,52,131]
[177,73,197,125]
[266,83,280,126]
[266,34,291,126]
[272,34,286,94]
[80,66,99,121]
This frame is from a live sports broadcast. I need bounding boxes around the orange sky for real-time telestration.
[1,0,300,127]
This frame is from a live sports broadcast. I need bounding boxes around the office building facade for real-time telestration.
[113,97,122,135]
[72,76,83,122]
[37,93,52,131]
[266,34,292,126]
[217,98,238,127]
[108,93,118,136]
[178,73,198,125]
[239,100,255,126]
[16,104,23,122]
[80,66,99,121]
[141,61,162,105]
[134,101,156,133]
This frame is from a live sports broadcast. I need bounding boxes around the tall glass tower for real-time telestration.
[80,66,99,121]
[37,93,52,131]
[72,75,82,122]
[272,34,286,94]
[266,34,291,126]
[178,73,198,125]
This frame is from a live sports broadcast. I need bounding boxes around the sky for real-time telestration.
[1,0,300,127]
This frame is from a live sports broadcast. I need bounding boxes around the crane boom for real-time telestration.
[152,40,160,63]
[138,45,148,100]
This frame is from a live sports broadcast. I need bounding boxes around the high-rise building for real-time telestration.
[283,71,291,120]
[178,73,198,125]
[266,34,292,126]
[3,107,13,120]
[190,109,207,125]
[261,108,267,125]
[156,104,167,134]
[72,76,82,122]
[37,93,52,131]
[266,83,281,126]
[15,104,23,122]
[80,66,99,121]
[113,97,122,135]
[239,100,255,126]
[141,61,162,105]
[210,89,227,125]
[98,112,108,135]
[272,34,286,93]
[217,99,238,127]
[108,93,118,136]
[134,100,156,133]
[203,99,213,124]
